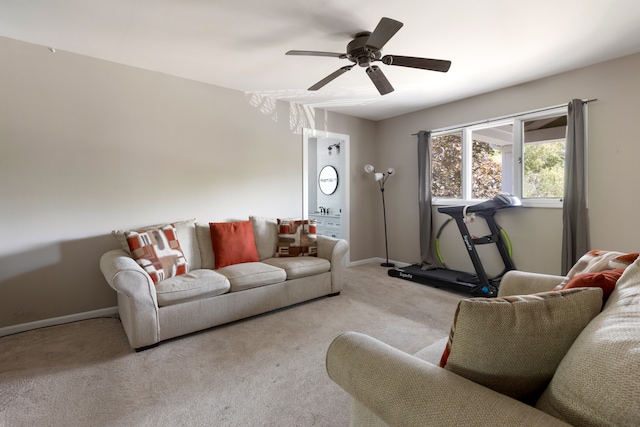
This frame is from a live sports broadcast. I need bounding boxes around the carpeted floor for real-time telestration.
[0,262,465,427]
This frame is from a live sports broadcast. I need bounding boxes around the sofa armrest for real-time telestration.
[317,235,349,293]
[100,249,160,349]
[498,270,565,297]
[326,332,570,427]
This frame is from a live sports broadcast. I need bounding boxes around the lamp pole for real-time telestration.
[379,184,394,267]
[365,164,395,268]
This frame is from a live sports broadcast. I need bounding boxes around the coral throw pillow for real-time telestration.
[439,288,603,403]
[125,225,188,284]
[209,221,260,269]
[563,268,625,302]
[275,219,317,257]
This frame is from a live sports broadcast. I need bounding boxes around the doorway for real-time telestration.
[302,129,350,262]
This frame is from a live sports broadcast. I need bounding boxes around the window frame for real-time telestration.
[431,105,569,208]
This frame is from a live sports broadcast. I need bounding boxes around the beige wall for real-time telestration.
[378,52,640,275]
[4,34,640,329]
[0,37,378,328]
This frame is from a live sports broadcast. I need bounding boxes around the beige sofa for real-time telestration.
[327,258,640,426]
[101,216,348,350]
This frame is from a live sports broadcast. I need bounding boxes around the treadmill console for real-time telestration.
[438,193,521,217]
[471,193,522,212]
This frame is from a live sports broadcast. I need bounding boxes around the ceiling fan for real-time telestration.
[286,17,451,95]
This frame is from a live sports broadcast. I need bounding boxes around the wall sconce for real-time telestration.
[364,164,395,267]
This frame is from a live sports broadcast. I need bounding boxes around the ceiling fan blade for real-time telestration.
[286,50,345,58]
[365,17,403,50]
[308,65,355,91]
[381,55,452,72]
[366,66,394,95]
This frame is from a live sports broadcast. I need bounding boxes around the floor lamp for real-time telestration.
[365,164,395,267]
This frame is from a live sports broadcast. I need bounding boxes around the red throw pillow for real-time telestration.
[563,268,625,301]
[209,221,260,269]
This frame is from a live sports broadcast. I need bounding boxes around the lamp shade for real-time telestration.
[364,164,375,173]
[387,167,395,175]
[374,172,384,182]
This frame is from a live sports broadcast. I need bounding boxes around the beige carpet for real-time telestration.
[0,263,465,427]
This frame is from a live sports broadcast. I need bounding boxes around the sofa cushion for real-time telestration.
[155,269,230,307]
[440,287,603,403]
[112,219,201,270]
[217,262,286,292]
[262,256,330,280]
[250,216,279,260]
[124,225,188,284]
[196,222,215,269]
[275,219,317,257]
[535,259,640,426]
[210,221,260,269]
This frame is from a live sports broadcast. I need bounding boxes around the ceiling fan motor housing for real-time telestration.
[347,32,381,67]
[286,17,451,95]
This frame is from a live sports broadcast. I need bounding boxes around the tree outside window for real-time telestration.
[431,109,567,205]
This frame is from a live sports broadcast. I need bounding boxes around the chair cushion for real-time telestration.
[440,287,603,403]
[156,269,230,307]
[535,259,640,426]
[216,262,286,292]
[262,256,330,280]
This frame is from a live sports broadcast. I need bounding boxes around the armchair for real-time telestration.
[327,259,640,426]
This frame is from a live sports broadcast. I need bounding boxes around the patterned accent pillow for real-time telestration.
[125,225,188,284]
[209,221,260,269]
[554,249,625,290]
[439,288,603,403]
[275,219,317,257]
[112,219,200,269]
[608,252,639,269]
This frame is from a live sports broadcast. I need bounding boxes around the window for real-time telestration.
[432,106,568,207]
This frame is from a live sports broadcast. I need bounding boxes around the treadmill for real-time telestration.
[388,193,522,297]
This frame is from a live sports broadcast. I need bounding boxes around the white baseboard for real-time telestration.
[0,306,119,338]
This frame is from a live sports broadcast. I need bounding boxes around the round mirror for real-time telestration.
[319,165,339,195]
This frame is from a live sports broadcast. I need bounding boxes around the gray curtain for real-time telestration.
[418,131,437,270]
[561,99,590,274]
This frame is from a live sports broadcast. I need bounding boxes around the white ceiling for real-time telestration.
[3,0,640,121]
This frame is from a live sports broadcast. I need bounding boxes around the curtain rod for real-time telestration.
[413,98,598,135]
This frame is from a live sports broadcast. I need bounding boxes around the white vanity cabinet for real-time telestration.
[310,214,342,239]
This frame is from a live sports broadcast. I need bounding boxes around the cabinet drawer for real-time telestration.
[325,225,341,238]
